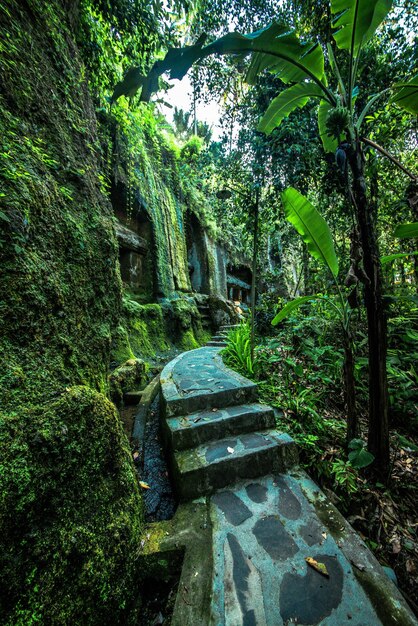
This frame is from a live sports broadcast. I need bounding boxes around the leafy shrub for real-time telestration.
[222,321,254,378]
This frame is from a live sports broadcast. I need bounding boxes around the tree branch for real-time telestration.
[360,137,418,181]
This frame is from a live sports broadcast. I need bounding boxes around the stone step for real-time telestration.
[206,340,227,347]
[164,403,275,451]
[161,348,258,418]
[211,335,228,341]
[220,324,240,331]
[123,390,144,405]
[172,429,298,500]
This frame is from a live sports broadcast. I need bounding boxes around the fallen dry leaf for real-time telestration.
[392,538,401,554]
[351,560,365,572]
[305,557,329,577]
[139,481,150,489]
[406,559,416,573]
[227,447,234,454]
[133,451,140,461]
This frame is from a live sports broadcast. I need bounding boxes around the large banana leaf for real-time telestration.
[282,188,339,277]
[200,22,327,89]
[394,222,418,239]
[272,295,318,326]
[112,23,330,103]
[391,75,418,115]
[318,100,339,153]
[331,0,393,55]
[258,82,324,135]
[381,251,418,264]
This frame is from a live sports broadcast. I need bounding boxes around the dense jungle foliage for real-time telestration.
[0,0,417,623]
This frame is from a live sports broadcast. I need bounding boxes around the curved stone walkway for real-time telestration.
[143,343,417,626]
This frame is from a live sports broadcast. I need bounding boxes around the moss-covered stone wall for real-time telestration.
[111,105,193,298]
[0,1,235,623]
[0,1,144,623]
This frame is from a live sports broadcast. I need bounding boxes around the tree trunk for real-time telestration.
[250,190,260,362]
[348,141,390,473]
[302,244,310,295]
[343,331,358,444]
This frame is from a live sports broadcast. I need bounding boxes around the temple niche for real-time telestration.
[186,213,208,293]
[227,264,252,306]
[112,181,154,300]
[186,212,228,297]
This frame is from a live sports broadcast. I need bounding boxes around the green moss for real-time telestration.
[0,387,144,625]
[113,296,209,365]
[353,569,416,626]
[111,325,135,364]
[179,329,200,350]
[109,358,147,404]
[0,2,144,623]
[116,299,170,360]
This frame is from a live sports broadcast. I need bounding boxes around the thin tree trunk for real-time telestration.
[250,190,260,362]
[348,142,390,474]
[302,244,310,295]
[343,331,358,443]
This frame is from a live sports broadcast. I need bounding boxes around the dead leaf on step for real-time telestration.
[305,557,329,577]
[212,408,218,412]
[392,538,401,554]
[139,481,150,489]
[133,451,140,461]
[193,417,202,423]
[321,532,327,540]
[406,559,416,573]
[351,560,365,571]
[227,447,234,454]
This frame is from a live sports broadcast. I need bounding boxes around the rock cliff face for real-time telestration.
[0,1,139,623]
[0,1,235,623]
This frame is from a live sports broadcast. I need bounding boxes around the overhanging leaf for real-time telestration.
[272,295,318,326]
[391,75,418,115]
[331,0,393,55]
[258,82,324,135]
[281,188,339,277]
[242,24,326,85]
[394,222,418,239]
[381,251,418,264]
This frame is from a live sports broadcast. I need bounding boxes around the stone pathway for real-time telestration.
[152,340,418,625]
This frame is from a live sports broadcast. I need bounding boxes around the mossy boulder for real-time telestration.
[109,357,147,404]
[162,297,207,348]
[0,1,144,623]
[111,299,170,363]
[0,386,144,625]
[208,294,240,327]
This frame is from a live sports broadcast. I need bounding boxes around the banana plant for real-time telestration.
[112,0,417,473]
[271,188,358,444]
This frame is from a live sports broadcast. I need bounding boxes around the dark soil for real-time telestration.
[136,577,180,626]
[139,395,177,522]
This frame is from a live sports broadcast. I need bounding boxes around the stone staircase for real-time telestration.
[196,301,212,330]
[205,322,239,348]
[154,346,418,626]
[160,346,298,501]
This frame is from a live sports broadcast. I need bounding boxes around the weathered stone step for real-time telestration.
[211,335,228,341]
[164,403,275,451]
[220,324,240,331]
[206,340,227,347]
[173,430,298,500]
[123,390,144,405]
[161,347,258,418]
